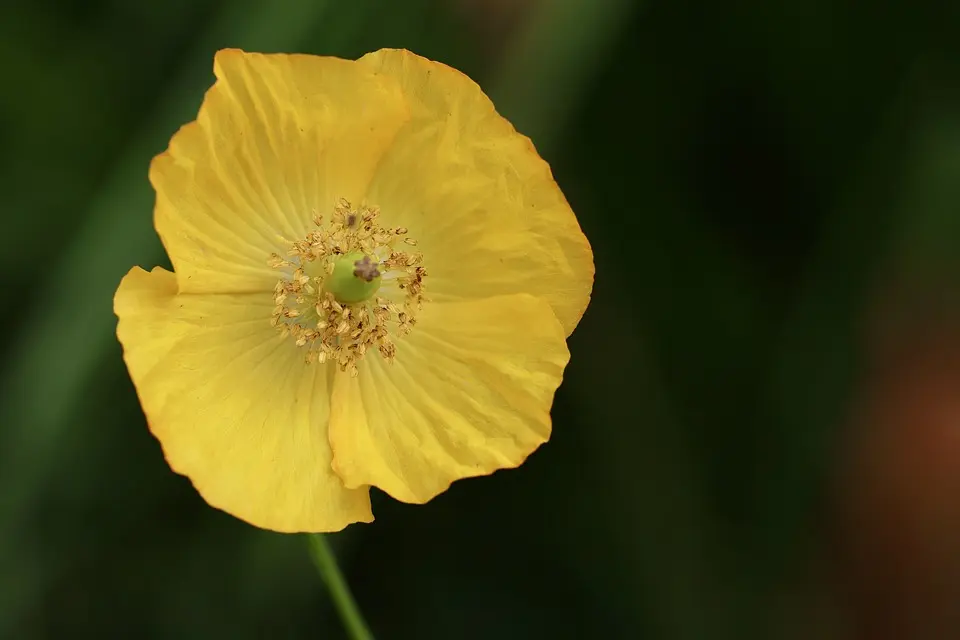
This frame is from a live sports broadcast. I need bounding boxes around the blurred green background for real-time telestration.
[3,0,960,638]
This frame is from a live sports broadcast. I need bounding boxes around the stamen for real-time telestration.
[268,199,427,373]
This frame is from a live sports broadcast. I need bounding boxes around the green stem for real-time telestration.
[307,534,374,640]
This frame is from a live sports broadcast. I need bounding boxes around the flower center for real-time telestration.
[268,199,427,376]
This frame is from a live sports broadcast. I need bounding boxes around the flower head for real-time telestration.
[114,49,593,532]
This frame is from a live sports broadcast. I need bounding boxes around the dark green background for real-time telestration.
[3,0,960,638]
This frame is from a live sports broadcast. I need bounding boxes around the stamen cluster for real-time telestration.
[268,199,427,375]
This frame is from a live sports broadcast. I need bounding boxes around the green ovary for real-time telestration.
[325,252,382,304]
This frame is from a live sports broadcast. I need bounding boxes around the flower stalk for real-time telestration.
[307,534,374,640]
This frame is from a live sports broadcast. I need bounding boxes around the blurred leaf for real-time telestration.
[753,65,935,634]
[489,0,636,151]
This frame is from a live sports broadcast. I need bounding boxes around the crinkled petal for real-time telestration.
[327,295,570,503]
[115,266,372,532]
[358,49,593,336]
[152,49,410,294]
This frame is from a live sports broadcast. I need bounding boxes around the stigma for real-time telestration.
[268,199,426,375]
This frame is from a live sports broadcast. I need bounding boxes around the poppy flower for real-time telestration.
[114,48,593,532]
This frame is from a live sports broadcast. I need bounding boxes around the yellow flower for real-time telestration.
[114,49,593,532]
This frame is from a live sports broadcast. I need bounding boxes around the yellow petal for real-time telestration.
[114,266,372,532]
[358,49,594,336]
[327,295,570,504]
[152,49,410,294]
